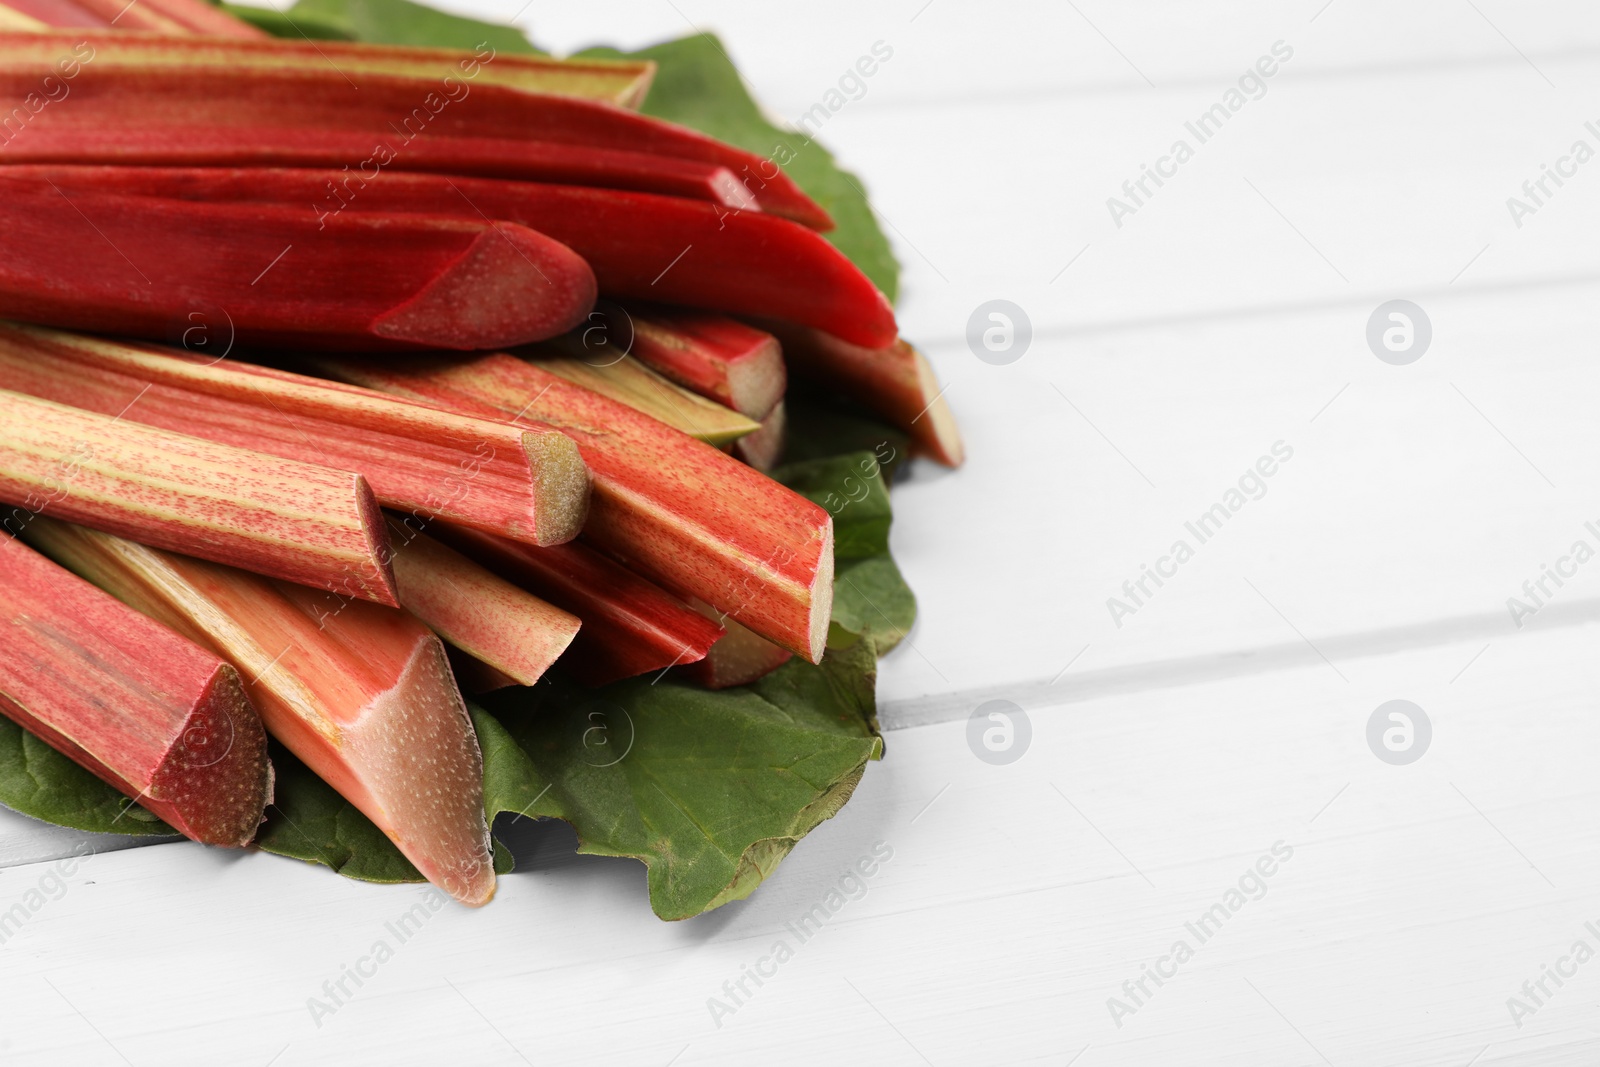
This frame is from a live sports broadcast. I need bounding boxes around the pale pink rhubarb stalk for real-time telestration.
[435,525,724,687]
[763,324,966,468]
[0,389,398,605]
[26,518,497,906]
[317,354,835,662]
[0,534,272,846]
[389,522,581,688]
[0,324,590,546]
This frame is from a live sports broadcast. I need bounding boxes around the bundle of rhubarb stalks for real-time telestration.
[0,0,961,915]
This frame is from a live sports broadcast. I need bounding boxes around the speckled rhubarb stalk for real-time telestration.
[389,523,581,688]
[0,324,590,546]
[0,181,595,351]
[0,535,272,846]
[0,389,398,605]
[26,519,497,906]
[764,324,966,468]
[0,30,654,103]
[6,167,895,348]
[317,354,835,662]
[435,525,724,687]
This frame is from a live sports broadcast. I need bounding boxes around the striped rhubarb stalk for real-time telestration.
[317,354,835,662]
[7,0,266,34]
[435,525,722,687]
[0,48,827,226]
[3,167,895,348]
[0,389,398,605]
[0,534,272,846]
[525,349,759,446]
[0,324,590,546]
[0,179,596,351]
[389,523,581,688]
[766,324,966,468]
[0,30,653,104]
[27,519,497,906]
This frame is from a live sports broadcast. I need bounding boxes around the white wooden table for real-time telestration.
[6,1,1600,1062]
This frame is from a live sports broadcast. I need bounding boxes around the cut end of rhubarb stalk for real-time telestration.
[152,665,275,848]
[527,429,591,546]
[911,346,966,468]
[342,633,497,906]
[374,222,597,351]
[805,520,835,664]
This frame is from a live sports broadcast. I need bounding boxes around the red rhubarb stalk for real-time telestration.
[765,323,966,467]
[0,180,595,351]
[434,525,723,687]
[317,354,834,661]
[0,389,398,605]
[389,523,581,688]
[27,518,497,906]
[0,324,591,546]
[0,534,272,846]
[557,304,786,420]
[3,166,895,349]
[0,51,827,225]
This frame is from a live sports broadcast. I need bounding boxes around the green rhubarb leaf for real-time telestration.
[0,717,175,837]
[775,452,917,653]
[255,746,422,882]
[576,35,901,302]
[218,3,357,39]
[248,641,881,920]
[478,634,881,920]
[783,397,910,478]
[247,0,544,54]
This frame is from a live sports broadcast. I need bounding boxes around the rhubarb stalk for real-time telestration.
[0,389,398,605]
[0,534,272,846]
[434,525,723,687]
[0,51,828,225]
[732,402,786,471]
[524,348,759,446]
[27,519,497,906]
[317,354,835,662]
[765,323,966,467]
[389,522,581,688]
[0,29,654,104]
[573,305,787,420]
[0,180,596,351]
[5,167,896,348]
[0,324,591,546]
[678,599,794,690]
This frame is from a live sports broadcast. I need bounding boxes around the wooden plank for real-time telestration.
[0,625,1594,1063]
